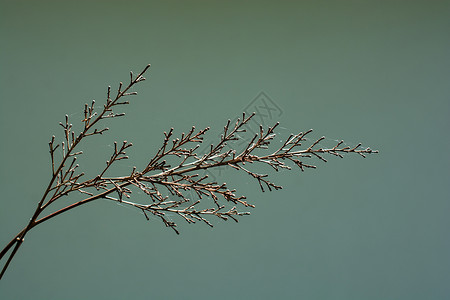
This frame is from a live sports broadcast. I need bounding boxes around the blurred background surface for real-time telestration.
[1,1,449,299]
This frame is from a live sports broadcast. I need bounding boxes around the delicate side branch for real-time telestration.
[0,64,151,280]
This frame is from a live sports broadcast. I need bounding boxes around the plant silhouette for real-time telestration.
[0,64,377,280]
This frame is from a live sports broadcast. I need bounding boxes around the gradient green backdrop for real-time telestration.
[1,1,449,299]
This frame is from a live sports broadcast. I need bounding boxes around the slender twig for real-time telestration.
[0,64,150,280]
[0,64,377,281]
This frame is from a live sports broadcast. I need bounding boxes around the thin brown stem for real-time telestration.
[0,64,151,280]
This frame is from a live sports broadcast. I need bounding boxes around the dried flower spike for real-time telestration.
[0,64,377,280]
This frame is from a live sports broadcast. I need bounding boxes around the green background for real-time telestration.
[1,1,449,299]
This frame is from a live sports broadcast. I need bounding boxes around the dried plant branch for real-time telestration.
[0,64,377,280]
